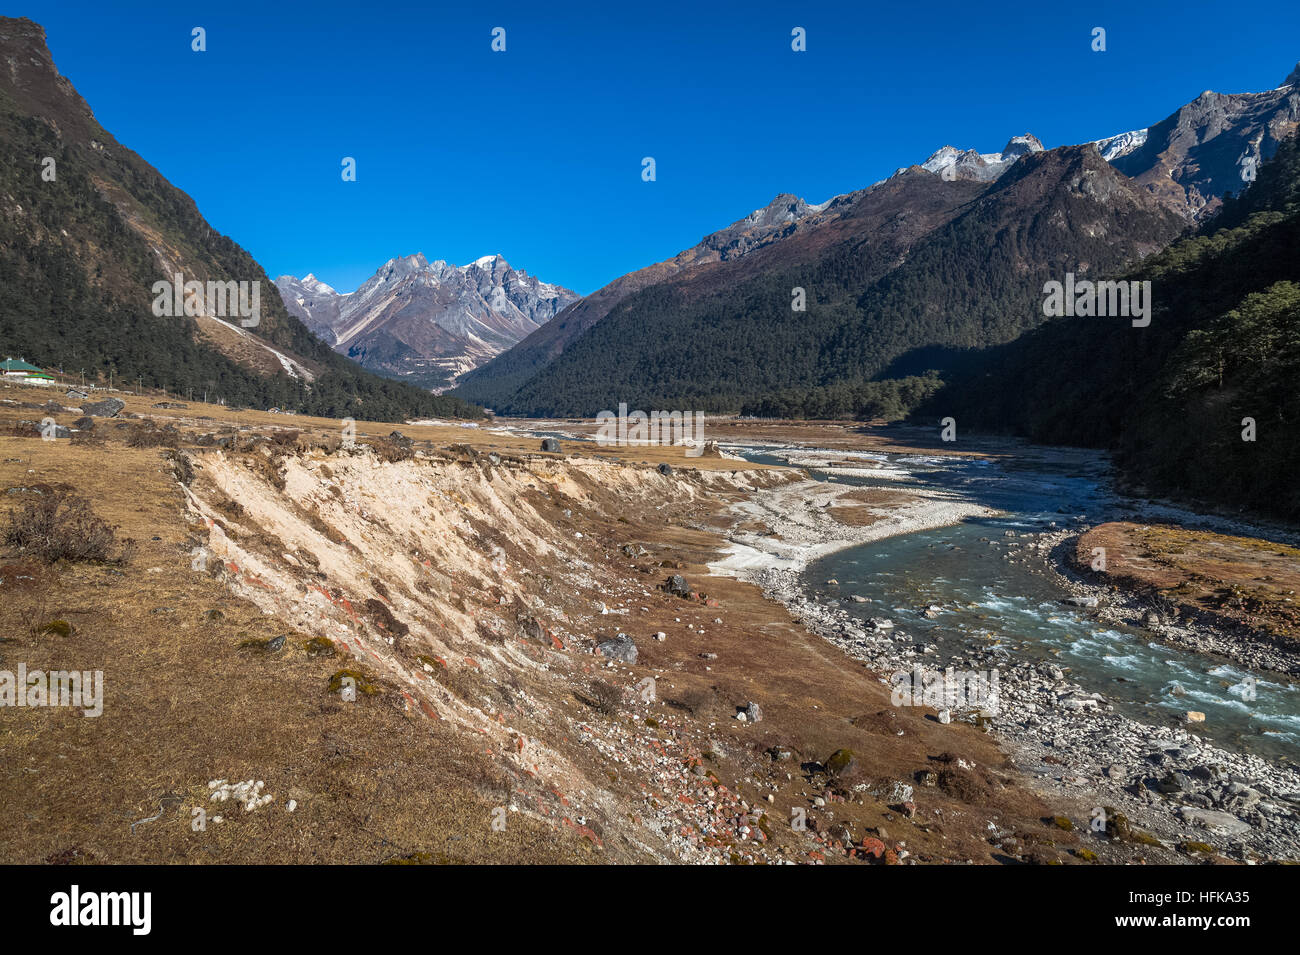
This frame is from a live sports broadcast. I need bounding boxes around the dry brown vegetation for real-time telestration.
[0,381,1086,865]
[1077,522,1300,645]
[3,484,134,564]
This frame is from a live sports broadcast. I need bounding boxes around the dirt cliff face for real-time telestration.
[174,434,1077,863]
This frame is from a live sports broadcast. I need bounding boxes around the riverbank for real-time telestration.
[1035,524,1300,678]
[708,453,1300,862]
[709,473,997,575]
[0,390,1095,865]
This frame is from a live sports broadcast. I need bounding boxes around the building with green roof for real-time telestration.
[1,357,56,383]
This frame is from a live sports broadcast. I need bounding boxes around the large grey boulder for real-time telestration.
[596,633,637,664]
[1178,807,1251,836]
[83,397,125,418]
[662,575,691,598]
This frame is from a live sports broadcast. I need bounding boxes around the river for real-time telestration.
[730,443,1300,764]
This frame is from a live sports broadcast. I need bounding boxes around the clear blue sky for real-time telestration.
[27,0,1300,294]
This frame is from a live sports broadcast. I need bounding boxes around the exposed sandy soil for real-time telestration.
[0,382,1089,865]
[710,474,997,576]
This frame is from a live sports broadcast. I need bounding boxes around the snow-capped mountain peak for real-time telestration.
[275,254,578,391]
[298,273,337,295]
[913,134,1044,182]
[1093,128,1149,162]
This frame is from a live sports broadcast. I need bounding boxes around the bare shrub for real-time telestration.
[9,420,41,438]
[3,486,135,564]
[370,437,414,463]
[126,421,179,448]
[586,678,623,716]
[665,687,712,716]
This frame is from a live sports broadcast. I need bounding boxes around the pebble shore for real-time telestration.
[714,476,1300,862]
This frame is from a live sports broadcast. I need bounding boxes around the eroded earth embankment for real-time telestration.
[0,392,1188,864]
[171,438,1087,863]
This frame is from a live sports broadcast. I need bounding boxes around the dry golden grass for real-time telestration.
[1077,522,1300,644]
[0,381,1082,865]
[0,434,590,864]
[827,506,885,527]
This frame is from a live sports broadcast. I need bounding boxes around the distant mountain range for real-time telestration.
[0,17,480,420]
[276,254,577,391]
[467,144,1186,416]
[931,127,1300,521]
[453,63,1300,415]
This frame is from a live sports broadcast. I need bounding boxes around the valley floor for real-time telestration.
[0,389,1294,864]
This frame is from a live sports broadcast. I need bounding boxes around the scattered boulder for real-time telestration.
[1185,710,1206,723]
[662,574,692,599]
[825,748,858,780]
[82,397,125,418]
[738,701,762,723]
[1178,807,1251,836]
[656,462,673,476]
[1157,771,1195,795]
[596,633,638,664]
[885,781,914,803]
[540,438,561,453]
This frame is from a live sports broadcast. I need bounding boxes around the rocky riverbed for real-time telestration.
[713,471,1300,862]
